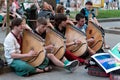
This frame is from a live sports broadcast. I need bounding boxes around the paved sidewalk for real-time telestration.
[0,66,109,80]
[100,21,120,34]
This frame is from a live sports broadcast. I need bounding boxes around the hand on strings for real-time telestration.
[87,37,94,43]
[45,44,55,50]
[28,49,38,57]
[74,39,81,45]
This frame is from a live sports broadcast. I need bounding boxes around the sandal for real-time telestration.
[43,66,52,72]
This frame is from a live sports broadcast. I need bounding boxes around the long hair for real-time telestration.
[56,4,64,13]
[54,13,67,27]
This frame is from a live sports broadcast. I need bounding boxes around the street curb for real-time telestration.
[98,18,120,34]
[98,18,120,22]
[104,29,120,34]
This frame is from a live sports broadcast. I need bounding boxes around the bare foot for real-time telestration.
[43,66,52,72]
[36,68,44,73]
[36,66,53,73]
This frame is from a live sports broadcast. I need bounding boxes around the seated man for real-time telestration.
[80,1,110,49]
[34,17,79,72]
[4,18,79,76]
[54,13,90,64]
[75,13,105,53]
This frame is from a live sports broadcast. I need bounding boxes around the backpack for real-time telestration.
[85,58,109,77]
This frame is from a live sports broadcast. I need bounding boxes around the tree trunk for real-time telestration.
[6,0,10,35]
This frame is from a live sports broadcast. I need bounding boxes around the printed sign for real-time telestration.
[92,53,120,73]
[91,0,104,7]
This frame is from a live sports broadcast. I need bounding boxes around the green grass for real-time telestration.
[97,10,120,18]
[70,10,120,19]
